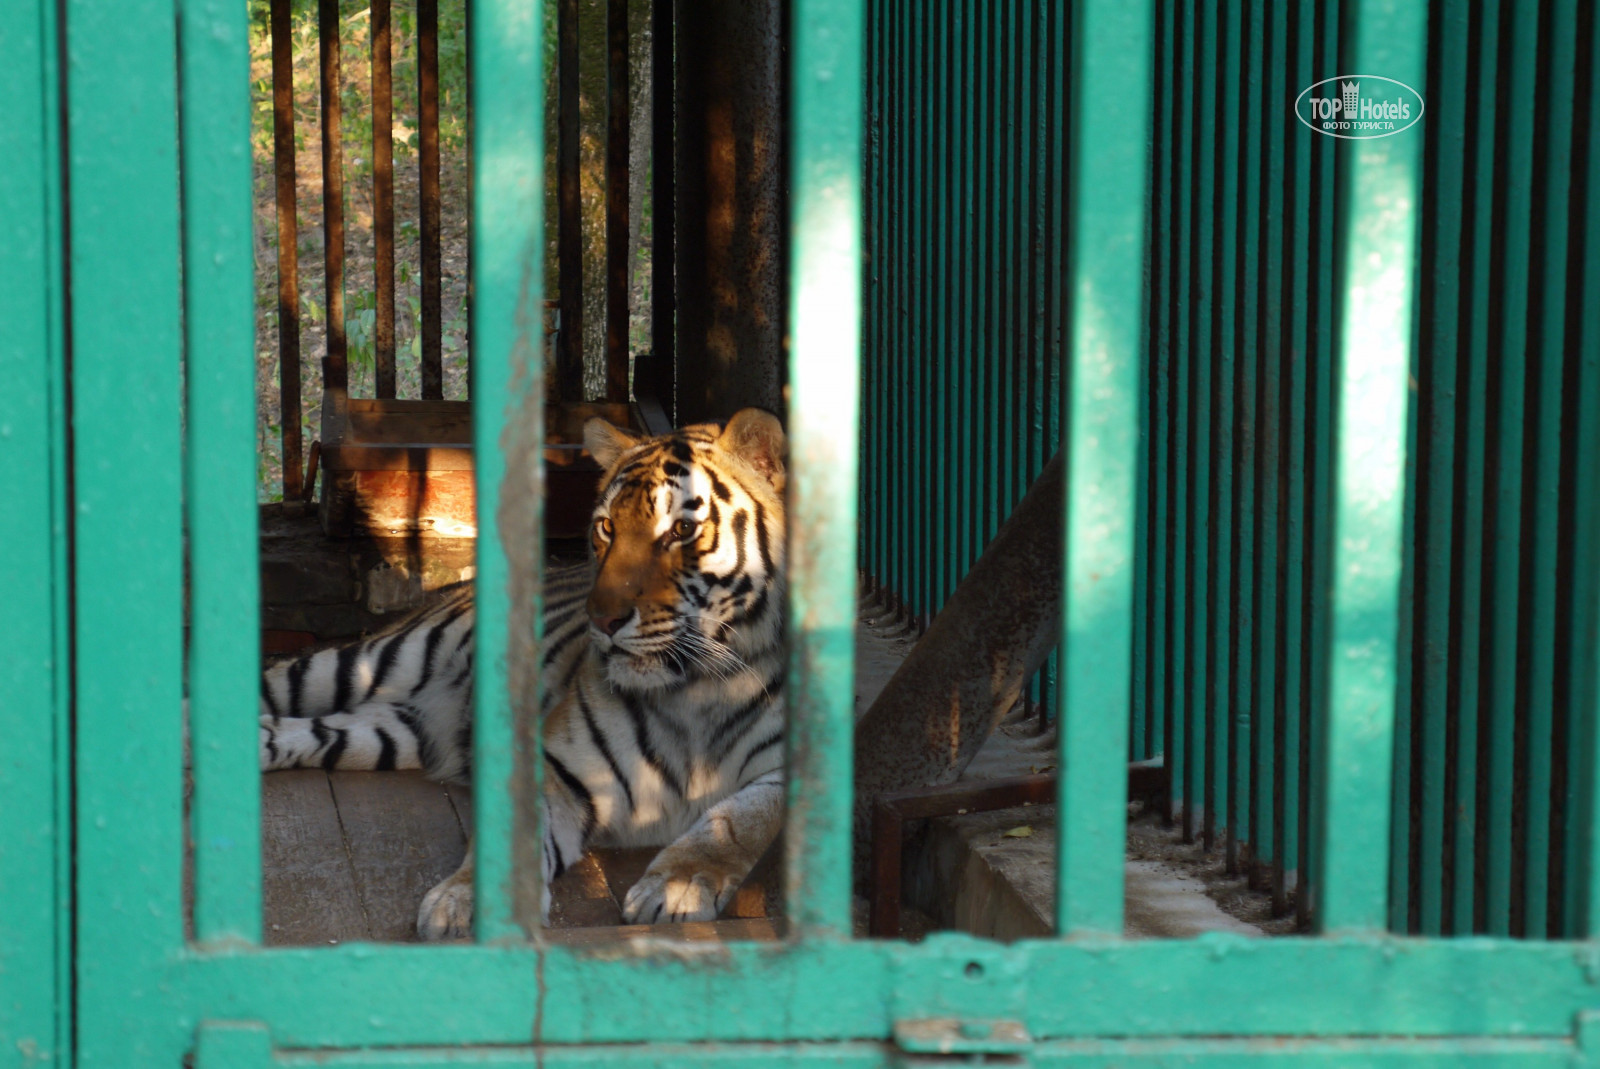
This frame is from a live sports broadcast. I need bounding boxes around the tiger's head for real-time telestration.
[581,408,787,692]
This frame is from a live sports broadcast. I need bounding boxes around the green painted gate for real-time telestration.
[7,0,1600,1065]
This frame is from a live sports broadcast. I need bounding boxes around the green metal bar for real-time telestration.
[936,0,955,610]
[931,0,949,614]
[1577,0,1600,937]
[1274,0,1312,917]
[1412,0,1467,937]
[67,0,189,1061]
[1128,0,1149,759]
[1453,0,1502,937]
[1229,0,1263,868]
[1147,0,1172,777]
[907,0,926,622]
[471,0,546,940]
[1315,0,1426,936]
[1167,0,1192,825]
[1251,0,1286,877]
[1055,0,1150,937]
[785,0,863,936]
[1484,0,1540,937]
[1521,0,1576,939]
[1185,0,1214,847]
[180,0,264,948]
[159,936,1600,1047]
[956,0,976,592]
[1207,0,1241,852]
[1,0,69,1059]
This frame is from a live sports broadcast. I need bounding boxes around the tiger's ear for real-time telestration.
[717,408,787,493]
[584,417,642,469]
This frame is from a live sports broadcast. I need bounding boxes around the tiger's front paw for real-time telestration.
[621,863,740,925]
[418,870,475,940]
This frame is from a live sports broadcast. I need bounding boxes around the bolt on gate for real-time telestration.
[8,2,1600,1069]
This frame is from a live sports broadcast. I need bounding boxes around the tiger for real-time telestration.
[257,408,788,938]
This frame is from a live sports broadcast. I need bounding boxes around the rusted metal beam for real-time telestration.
[418,0,443,400]
[604,0,631,402]
[852,448,1065,874]
[270,0,302,502]
[319,0,347,406]
[372,0,396,398]
[649,0,675,423]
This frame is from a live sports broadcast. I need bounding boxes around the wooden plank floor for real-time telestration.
[260,769,781,945]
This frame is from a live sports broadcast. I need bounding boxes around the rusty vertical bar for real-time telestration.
[271,0,303,501]
[373,0,396,399]
[605,0,631,402]
[558,0,582,403]
[650,0,675,420]
[418,0,443,400]
[319,0,348,415]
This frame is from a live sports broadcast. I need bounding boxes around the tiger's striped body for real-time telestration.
[258,410,788,936]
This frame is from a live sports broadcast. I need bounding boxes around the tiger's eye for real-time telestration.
[673,519,699,541]
[595,516,614,540]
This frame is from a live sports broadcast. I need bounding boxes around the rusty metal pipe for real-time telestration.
[852,448,1065,873]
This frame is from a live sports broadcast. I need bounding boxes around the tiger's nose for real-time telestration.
[591,611,629,637]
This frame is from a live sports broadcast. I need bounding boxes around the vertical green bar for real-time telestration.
[471,0,545,940]
[1171,0,1196,825]
[1209,0,1241,851]
[1056,0,1151,937]
[907,0,925,621]
[1,0,69,1059]
[1454,0,1501,936]
[931,0,949,613]
[957,0,976,591]
[1274,0,1311,914]
[786,0,863,936]
[1148,0,1172,776]
[181,0,264,947]
[67,0,190,1061]
[1251,0,1286,877]
[1314,0,1425,936]
[1411,0,1468,935]
[1230,0,1264,865]
[1523,0,1576,939]
[1486,1,1540,937]
[1185,0,1214,845]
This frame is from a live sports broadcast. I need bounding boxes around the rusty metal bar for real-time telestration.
[650,0,675,422]
[418,0,443,400]
[319,0,347,406]
[604,0,631,402]
[372,0,396,398]
[868,766,1167,938]
[557,0,582,403]
[271,0,302,502]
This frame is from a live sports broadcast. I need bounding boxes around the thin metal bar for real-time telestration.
[1148,0,1172,791]
[319,0,348,405]
[785,0,863,936]
[604,0,630,402]
[182,0,263,946]
[470,0,545,939]
[1191,0,1218,850]
[1314,0,1425,936]
[1167,0,1192,828]
[372,0,396,399]
[1229,0,1262,872]
[1460,0,1502,938]
[1251,0,1286,882]
[650,0,675,421]
[1056,0,1151,937]
[1522,0,1575,938]
[418,0,443,400]
[557,0,581,403]
[271,0,303,501]
[1273,0,1310,918]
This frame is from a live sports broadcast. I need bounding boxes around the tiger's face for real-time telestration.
[582,408,787,692]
